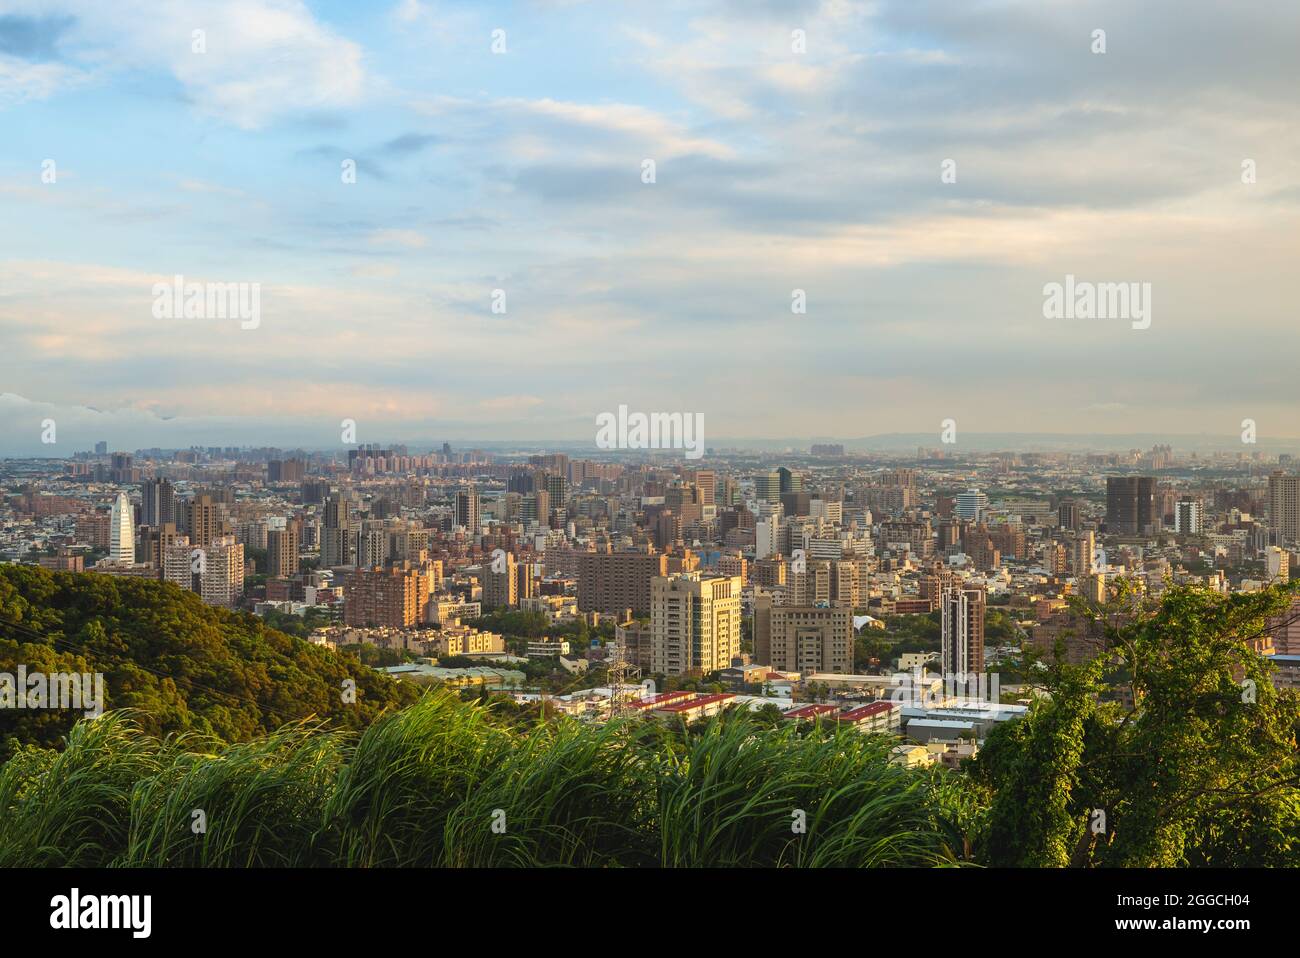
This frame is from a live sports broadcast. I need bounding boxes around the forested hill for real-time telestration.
[0,564,419,754]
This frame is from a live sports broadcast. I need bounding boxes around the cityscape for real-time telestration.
[0,0,1296,934]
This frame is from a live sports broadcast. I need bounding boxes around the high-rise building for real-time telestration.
[543,474,568,511]
[1106,476,1158,536]
[345,564,430,627]
[483,551,518,611]
[200,536,245,608]
[1174,499,1202,535]
[1268,472,1300,545]
[691,469,716,518]
[109,492,135,564]
[186,494,225,548]
[1071,531,1095,576]
[754,471,781,503]
[163,538,196,591]
[939,584,985,677]
[267,525,300,578]
[753,593,853,674]
[576,549,667,616]
[140,478,175,527]
[521,490,550,526]
[267,459,305,483]
[321,494,354,567]
[955,489,989,522]
[456,486,480,530]
[356,520,389,568]
[1266,546,1290,584]
[650,573,742,676]
[301,479,331,506]
[777,467,802,495]
[139,522,182,568]
[1058,500,1081,531]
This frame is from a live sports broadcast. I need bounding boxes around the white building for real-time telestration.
[109,492,134,564]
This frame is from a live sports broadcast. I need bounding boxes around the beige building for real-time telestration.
[753,593,854,674]
[160,533,244,608]
[482,552,518,610]
[1268,472,1300,545]
[650,573,742,676]
[200,535,245,608]
[267,525,299,578]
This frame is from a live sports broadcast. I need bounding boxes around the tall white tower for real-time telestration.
[110,492,134,564]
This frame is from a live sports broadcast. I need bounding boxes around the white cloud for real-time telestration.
[367,228,429,249]
[1,0,367,127]
[0,54,85,102]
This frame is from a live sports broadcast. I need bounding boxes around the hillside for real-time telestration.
[0,564,419,754]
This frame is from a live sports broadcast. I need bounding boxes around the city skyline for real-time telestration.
[3,0,1300,450]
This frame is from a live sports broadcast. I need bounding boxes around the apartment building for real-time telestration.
[650,573,742,676]
[345,564,430,627]
[577,548,667,617]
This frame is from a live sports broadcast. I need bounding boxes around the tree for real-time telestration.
[971,581,1300,867]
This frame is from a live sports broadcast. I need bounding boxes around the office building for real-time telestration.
[753,593,853,674]
[109,492,134,564]
[754,471,781,503]
[955,489,989,522]
[1106,476,1158,536]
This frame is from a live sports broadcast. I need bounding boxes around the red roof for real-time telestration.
[654,693,735,714]
[628,690,695,710]
[783,703,838,719]
[838,701,898,722]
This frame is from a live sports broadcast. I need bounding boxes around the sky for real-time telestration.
[1,0,1299,455]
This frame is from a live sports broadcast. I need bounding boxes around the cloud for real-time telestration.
[3,0,1300,447]
[366,228,428,249]
[0,14,76,60]
[0,0,368,127]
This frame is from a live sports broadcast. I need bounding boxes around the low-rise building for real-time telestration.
[836,700,902,734]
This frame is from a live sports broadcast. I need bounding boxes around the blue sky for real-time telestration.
[2,0,1299,454]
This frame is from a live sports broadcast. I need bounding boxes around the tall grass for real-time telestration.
[120,721,345,867]
[326,692,513,866]
[656,719,963,867]
[0,712,165,867]
[0,690,975,867]
[440,719,659,867]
